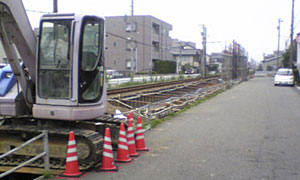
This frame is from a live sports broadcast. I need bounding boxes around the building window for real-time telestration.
[126,22,137,32]
[126,59,131,69]
[152,23,160,34]
[114,42,117,47]
[126,40,136,51]
[152,41,159,51]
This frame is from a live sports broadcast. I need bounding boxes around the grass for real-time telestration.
[42,171,53,179]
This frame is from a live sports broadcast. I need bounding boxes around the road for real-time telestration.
[81,77,300,180]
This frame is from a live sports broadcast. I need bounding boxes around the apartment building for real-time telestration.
[105,15,173,74]
[169,39,202,73]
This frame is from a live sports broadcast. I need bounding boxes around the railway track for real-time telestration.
[108,76,220,96]
[107,76,225,116]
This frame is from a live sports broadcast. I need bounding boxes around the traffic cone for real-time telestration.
[128,112,133,121]
[127,115,139,157]
[135,116,150,151]
[58,131,86,178]
[99,128,118,171]
[116,123,133,163]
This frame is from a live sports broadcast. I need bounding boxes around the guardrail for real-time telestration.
[108,74,201,88]
[0,130,50,179]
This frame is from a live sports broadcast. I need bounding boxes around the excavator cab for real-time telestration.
[33,14,107,120]
[0,0,107,120]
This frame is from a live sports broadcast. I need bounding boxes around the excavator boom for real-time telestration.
[0,0,36,112]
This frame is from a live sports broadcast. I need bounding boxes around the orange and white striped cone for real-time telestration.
[58,131,86,178]
[128,112,133,121]
[99,128,118,171]
[127,115,139,157]
[116,123,133,163]
[135,116,150,151]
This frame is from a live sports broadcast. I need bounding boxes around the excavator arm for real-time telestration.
[0,0,36,112]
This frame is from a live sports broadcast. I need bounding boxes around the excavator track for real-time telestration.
[0,114,125,171]
[0,115,127,174]
[0,123,103,171]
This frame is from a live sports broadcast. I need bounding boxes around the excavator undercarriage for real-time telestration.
[0,116,126,173]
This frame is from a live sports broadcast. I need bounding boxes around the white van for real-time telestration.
[274,68,294,86]
[106,69,123,79]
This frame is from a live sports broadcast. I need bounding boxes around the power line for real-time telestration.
[26,9,50,14]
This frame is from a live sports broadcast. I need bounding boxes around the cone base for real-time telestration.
[57,171,87,179]
[136,147,151,152]
[129,152,140,157]
[116,158,136,165]
[115,157,133,163]
[98,166,118,172]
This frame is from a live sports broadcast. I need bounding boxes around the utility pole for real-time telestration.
[201,26,207,77]
[290,0,295,68]
[232,40,236,80]
[179,42,183,74]
[277,18,283,70]
[53,0,58,13]
[129,0,136,81]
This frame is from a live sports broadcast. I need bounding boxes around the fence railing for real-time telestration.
[112,82,227,130]
[0,130,49,179]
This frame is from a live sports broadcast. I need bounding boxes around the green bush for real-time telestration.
[153,60,176,74]
[294,68,300,85]
[136,71,149,75]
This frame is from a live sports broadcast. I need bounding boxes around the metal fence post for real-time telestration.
[0,131,49,179]
[43,130,50,171]
[170,98,174,113]
[147,104,151,128]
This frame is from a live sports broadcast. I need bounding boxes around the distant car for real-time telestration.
[274,68,294,86]
[184,68,195,74]
[106,69,123,79]
[209,71,216,75]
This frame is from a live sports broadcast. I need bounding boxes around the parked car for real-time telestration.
[184,68,195,74]
[106,69,124,79]
[274,68,294,86]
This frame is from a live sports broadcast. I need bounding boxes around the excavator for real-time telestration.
[0,0,124,172]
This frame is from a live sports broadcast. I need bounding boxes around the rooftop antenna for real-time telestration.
[53,0,58,13]
[131,0,134,16]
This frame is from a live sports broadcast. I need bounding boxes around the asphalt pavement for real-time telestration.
[79,76,300,180]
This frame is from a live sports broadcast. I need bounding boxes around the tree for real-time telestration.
[282,40,300,85]
[282,40,297,68]
[266,65,273,71]
[257,64,263,71]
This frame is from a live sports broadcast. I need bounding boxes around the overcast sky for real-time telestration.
[23,0,298,61]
